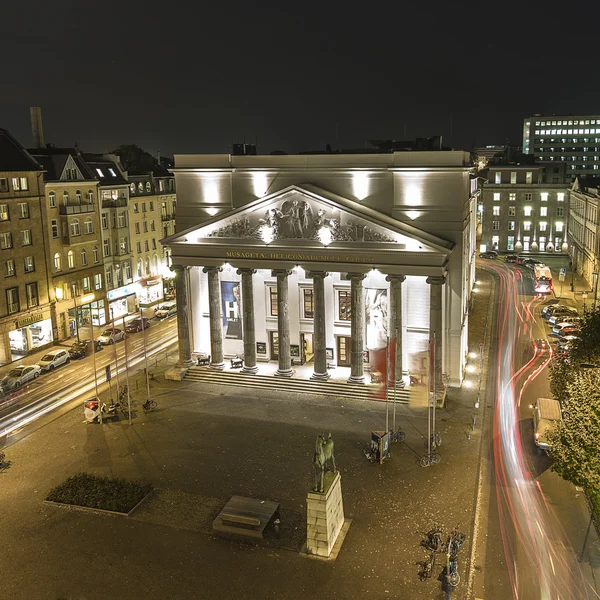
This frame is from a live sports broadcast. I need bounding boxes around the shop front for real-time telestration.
[138,276,164,307]
[107,283,139,320]
[9,311,54,361]
[67,295,107,338]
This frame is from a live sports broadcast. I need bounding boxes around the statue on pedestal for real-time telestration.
[313,432,337,493]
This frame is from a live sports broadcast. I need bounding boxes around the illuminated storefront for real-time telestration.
[137,276,164,306]
[107,283,139,319]
[9,311,54,360]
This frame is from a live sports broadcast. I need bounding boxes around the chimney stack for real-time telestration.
[30,106,45,148]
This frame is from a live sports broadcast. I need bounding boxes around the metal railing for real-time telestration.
[59,204,95,215]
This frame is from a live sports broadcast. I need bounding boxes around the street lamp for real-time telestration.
[592,271,599,311]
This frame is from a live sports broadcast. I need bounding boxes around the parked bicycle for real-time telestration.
[424,431,442,449]
[363,441,378,463]
[420,523,444,552]
[445,553,460,587]
[118,385,129,404]
[389,427,405,443]
[142,398,158,413]
[419,451,441,467]
[446,527,466,556]
[418,551,436,581]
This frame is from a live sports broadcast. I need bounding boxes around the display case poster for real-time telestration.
[221,281,242,340]
[365,289,388,350]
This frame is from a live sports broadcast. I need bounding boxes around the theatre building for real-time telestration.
[164,151,478,389]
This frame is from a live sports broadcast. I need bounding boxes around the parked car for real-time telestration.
[552,320,582,334]
[0,364,41,391]
[38,349,71,372]
[504,255,518,263]
[125,317,151,333]
[548,308,579,325]
[479,251,498,259]
[533,338,550,353]
[558,326,580,338]
[516,256,527,265]
[97,328,125,345]
[524,259,544,270]
[155,301,177,319]
[542,304,570,319]
[553,316,582,327]
[532,398,562,451]
[69,339,102,359]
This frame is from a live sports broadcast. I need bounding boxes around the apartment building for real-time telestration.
[480,165,569,254]
[0,129,53,363]
[568,177,600,303]
[523,114,600,179]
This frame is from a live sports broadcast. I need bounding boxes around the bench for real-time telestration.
[213,495,280,539]
[371,371,382,384]
[230,357,243,369]
[197,355,210,366]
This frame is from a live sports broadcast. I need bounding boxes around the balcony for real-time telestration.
[161,213,174,222]
[102,198,128,208]
[59,203,96,215]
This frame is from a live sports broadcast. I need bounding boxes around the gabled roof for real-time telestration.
[82,154,128,186]
[28,147,97,181]
[0,128,44,172]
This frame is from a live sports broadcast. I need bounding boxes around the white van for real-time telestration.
[155,301,177,319]
[532,398,562,450]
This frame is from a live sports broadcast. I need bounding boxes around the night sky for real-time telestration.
[2,0,598,157]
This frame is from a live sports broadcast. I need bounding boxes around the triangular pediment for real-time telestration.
[165,185,453,254]
[60,155,83,181]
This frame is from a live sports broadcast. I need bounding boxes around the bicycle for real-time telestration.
[420,523,444,552]
[446,527,466,556]
[423,431,442,449]
[142,398,158,413]
[389,427,405,443]
[418,551,436,581]
[363,441,378,463]
[118,385,129,404]
[419,452,441,467]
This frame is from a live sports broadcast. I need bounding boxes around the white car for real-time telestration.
[1,364,42,390]
[552,321,580,334]
[38,349,71,372]
[548,309,578,325]
[155,302,177,319]
[97,328,125,345]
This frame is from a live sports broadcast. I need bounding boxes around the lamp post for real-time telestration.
[593,271,599,311]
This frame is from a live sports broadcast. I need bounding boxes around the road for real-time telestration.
[0,314,178,441]
[481,259,596,600]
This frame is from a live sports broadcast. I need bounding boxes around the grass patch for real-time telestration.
[47,472,152,513]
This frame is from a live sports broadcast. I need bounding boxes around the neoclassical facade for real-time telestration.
[165,152,478,388]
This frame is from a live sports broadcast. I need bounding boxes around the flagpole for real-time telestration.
[385,336,389,434]
[392,327,398,432]
[427,338,432,459]
[122,316,132,425]
[432,331,437,450]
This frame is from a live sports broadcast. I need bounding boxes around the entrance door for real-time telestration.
[337,336,351,367]
[300,333,314,364]
[269,331,279,361]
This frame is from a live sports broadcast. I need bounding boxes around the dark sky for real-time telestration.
[2,0,599,157]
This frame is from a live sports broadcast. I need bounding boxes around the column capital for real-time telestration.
[385,274,406,283]
[345,272,366,282]
[236,268,256,276]
[426,275,446,286]
[202,266,222,274]
[307,271,329,280]
[271,269,292,278]
[172,264,190,274]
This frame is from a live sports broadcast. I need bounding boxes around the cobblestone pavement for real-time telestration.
[0,276,494,600]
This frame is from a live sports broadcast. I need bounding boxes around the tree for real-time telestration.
[111,144,157,174]
[570,307,600,364]
[547,370,600,492]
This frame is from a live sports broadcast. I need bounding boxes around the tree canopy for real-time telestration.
[111,144,157,174]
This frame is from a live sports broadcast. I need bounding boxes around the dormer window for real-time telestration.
[138,183,143,193]
[96,168,104,178]
[146,182,151,192]
[130,183,136,194]
[109,168,117,177]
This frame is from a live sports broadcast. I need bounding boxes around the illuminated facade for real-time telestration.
[165,152,478,387]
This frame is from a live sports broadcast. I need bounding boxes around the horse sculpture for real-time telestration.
[313,432,337,492]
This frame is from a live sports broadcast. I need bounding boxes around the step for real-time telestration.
[185,366,410,403]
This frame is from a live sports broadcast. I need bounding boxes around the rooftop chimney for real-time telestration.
[30,106,45,149]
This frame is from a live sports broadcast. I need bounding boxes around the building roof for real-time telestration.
[572,176,600,196]
[28,146,97,181]
[82,154,128,186]
[0,128,44,172]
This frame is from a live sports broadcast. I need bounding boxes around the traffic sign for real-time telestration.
[105,365,111,381]
[560,267,567,275]
[559,273,565,282]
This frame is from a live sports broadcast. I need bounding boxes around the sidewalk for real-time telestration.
[0,288,491,600]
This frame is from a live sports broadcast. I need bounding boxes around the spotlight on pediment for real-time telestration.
[405,210,422,220]
[319,226,332,246]
[352,172,370,201]
[260,225,274,244]
[205,207,219,216]
[252,172,269,197]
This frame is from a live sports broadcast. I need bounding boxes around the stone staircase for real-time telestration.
[184,366,411,403]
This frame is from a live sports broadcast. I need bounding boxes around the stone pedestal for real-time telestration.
[306,471,344,557]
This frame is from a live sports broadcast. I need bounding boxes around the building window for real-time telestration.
[101,213,108,229]
[5,259,15,277]
[68,250,75,269]
[540,192,548,202]
[557,193,565,202]
[338,289,351,321]
[136,259,143,278]
[149,201,154,211]
[152,238,157,250]
[0,204,9,221]
[138,183,143,193]
[0,232,12,249]
[24,256,34,273]
[103,239,110,257]
[119,237,128,254]
[144,240,149,252]
[117,212,126,228]
[509,192,516,202]
[84,218,93,234]
[493,193,500,201]
[508,221,515,231]
[136,241,141,254]
[54,253,61,271]
[81,248,88,266]
[18,203,29,218]
[145,257,150,275]
[7,287,19,314]
[145,182,151,192]
[21,230,32,246]
[492,221,500,230]
[539,222,547,232]
[493,206,500,216]
[526,171,533,184]
[525,193,532,201]
[555,222,564,232]
[524,206,532,217]
[491,235,499,249]
[75,190,82,203]
[91,246,98,263]
[87,190,94,203]
[63,191,69,205]
[557,206,564,217]
[510,172,517,184]
[82,276,91,293]
[159,180,165,192]
[106,269,112,286]
[124,262,132,281]
[70,219,80,236]
[494,172,501,184]
[150,220,155,231]
[303,288,314,318]
[507,236,515,251]
[51,219,59,238]
[524,221,531,231]
[540,207,547,217]
[143,221,148,233]
[130,183,136,194]
[508,206,516,216]
[12,177,28,191]
[142,202,146,212]
[0,178,7,192]
[94,273,102,290]
[269,287,278,316]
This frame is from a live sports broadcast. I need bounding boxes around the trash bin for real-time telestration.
[371,430,391,464]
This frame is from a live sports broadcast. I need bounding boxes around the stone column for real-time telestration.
[308,271,330,381]
[203,266,224,370]
[426,275,446,388]
[174,265,195,367]
[237,268,258,373]
[346,273,366,384]
[386,274,406,382]
[273,269,294,377]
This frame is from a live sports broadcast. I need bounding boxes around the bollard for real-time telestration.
[467,431,471,441]
[472,416,476,431]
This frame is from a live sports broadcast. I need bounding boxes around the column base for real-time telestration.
[311,371,331,381]
[275,368,295,378]
[347,375,365,384]
[241,365,258,374]
[210,362,225,370]
[183,358,197,368]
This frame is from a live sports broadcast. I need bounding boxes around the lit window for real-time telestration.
[54,253,61,271]
[540,207,547,217]
[109,168,117,177]
[493,193,500,201]
[93,246,99,263]
[492,221,500,230]
[0,204,9,221]
[540,192,548,201]
[555,222,564,232]
[0,232,12,249]
[338,289,351,320]
[96,168,104,177]
[49,192,56,207]
[508,221,515,231]
[494,172,501,184]
[557,193,564,201]
[526,171,533,184]
[507,236,515,251]
[539,222,547,232]
[146,182,151,192]
[5,259,15,277]
[70,219,80,236]
[509,193,516,202]
[510,172,517,184]
[508,206,516,216]
[130,183,136,194]
[81,248,87,266]
[18,203,29,218]
[524,206,532,216]
[68,250,75,269]
[493,206,500,216]
[21,230,32,246]
[524,221,531,231]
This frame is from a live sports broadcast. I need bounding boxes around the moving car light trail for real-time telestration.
[488,262,594,599]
